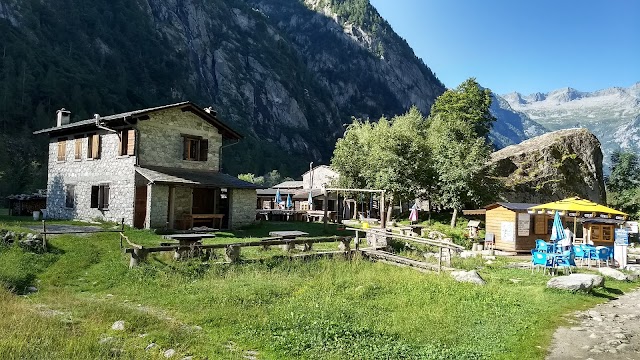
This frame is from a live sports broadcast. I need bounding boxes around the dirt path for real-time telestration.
[546,288,640,359]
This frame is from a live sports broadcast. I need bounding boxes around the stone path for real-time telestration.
[546,288,640,359]
[27,224,102,233]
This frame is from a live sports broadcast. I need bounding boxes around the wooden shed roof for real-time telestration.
[485,202,540,211]
[135,166,260,189]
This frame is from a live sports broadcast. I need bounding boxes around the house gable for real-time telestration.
[136,108,223,171]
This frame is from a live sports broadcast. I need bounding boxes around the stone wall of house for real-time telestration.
[147,184,169,228]
[302,165,339,189]
[230,189,257,229]
[136,108,223,171]
[174,186,192,220]
[45,130,136,225]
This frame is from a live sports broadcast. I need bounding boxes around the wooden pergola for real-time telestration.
[322,187,386,229]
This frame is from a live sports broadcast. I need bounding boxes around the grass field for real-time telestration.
[0,215,637,359]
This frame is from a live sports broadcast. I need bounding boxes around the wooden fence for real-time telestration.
[122,234,352,268]
[348,227,464,273]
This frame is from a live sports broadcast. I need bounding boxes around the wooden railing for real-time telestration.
[348,227,464,273]
[123,235,353,268]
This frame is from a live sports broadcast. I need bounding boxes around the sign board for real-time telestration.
[615,229,629,245]
[517,213,530,237]
[467,220,481,228]
[501,222,515,242]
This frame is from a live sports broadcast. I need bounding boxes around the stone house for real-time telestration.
[302,165,339,189]
[33,102,258,229]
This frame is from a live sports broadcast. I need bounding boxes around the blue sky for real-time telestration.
[369,0,640,95]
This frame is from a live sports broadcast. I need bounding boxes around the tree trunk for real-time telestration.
[386,194,394,225]
[450,208,458,228]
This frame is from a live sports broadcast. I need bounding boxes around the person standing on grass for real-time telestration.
[561,226,574,251]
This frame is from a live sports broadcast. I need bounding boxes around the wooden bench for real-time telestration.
[183,214,224,229]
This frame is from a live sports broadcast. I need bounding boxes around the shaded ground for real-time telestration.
[547,287,640,359]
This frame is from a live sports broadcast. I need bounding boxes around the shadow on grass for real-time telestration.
[589,287,624,300]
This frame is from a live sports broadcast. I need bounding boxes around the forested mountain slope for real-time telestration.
[0,0,445,198]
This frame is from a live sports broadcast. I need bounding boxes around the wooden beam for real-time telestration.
[325,188,385,193]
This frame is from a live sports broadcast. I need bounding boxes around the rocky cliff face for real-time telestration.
[139,0,445,173]
[0,0,445,179]
[490,128,606,203]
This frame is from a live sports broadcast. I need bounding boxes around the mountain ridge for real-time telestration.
[502,82,640,169]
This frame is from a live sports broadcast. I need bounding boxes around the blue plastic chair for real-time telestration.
[580,244,597,267]
[535,239,549,253]
[555,250,576,274]
[531,250,554,274]
[573,245,587,266]
[594,246,611,267]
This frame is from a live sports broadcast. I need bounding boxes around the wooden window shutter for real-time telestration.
[92,135,100,159]
[57,138,66,161]
[183,136,189,160]
[91,186,99,208]
[101,184,110,209]
[118,131,124,156]
[75,137,82,159]
[127,129,136,155]
[199,139,208,161]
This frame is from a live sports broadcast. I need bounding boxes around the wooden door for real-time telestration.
[134,186,147,229]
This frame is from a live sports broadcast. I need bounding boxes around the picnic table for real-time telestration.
[162,233,217,246]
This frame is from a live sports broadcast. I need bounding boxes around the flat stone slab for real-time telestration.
[450,270,486,285]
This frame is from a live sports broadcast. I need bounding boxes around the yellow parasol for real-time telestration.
[528,197,627,238]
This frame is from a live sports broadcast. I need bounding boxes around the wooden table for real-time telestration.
[268,230,309,239]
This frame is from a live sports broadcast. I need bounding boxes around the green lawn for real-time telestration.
[0,217,637,359]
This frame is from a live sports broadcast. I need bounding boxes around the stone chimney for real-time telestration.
[56,108,71,127]
[204,106,216,116]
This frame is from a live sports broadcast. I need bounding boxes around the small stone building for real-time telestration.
[302,165,339,189]
[33,102,258,229]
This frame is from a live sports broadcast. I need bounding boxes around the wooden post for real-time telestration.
[121,218,125,232]
[322,187,328,230]
[354,230,360,251]
[130,248,147,268]
[438,247,443,274]
[380,192,386,229]
[225,244,241,263]
[280,241,295,252]
[41,220,47,251]
[339,238,350,256]
[303,241,313,252]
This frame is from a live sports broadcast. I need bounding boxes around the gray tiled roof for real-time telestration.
[273,181,304,189]
[33,102,241,139]
[136,166,260,189]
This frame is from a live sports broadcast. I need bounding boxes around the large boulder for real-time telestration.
[567,273,604,288]
[450,270,486,285]
[547,273,604,292]
[489,128,606,203]
[598,267,631,281]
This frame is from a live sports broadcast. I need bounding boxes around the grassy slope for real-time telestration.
[0,215,637,359]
